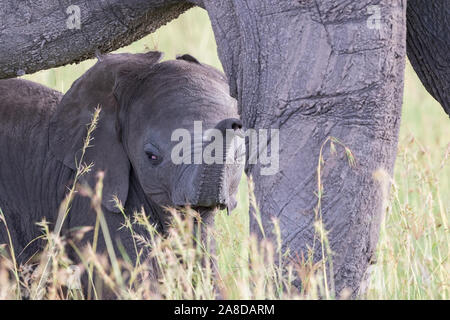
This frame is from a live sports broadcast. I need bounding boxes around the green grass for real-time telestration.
[4,7,448,299]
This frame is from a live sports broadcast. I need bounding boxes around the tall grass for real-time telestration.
[0,7,447,299]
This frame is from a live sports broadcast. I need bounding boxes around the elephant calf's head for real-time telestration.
[49,51,244,223]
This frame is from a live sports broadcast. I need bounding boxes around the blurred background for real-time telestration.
[23,8,449,299]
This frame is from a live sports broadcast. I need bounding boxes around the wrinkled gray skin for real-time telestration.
[0,52,243,267]
[0,0,448,298]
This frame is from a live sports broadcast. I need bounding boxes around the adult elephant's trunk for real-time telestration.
[203,0,407,297]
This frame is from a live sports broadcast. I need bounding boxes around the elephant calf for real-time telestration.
[0,51,244,266]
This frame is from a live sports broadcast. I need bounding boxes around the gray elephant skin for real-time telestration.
[0,51,244,267]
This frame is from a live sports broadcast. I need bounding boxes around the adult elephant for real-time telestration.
[0,0,448,297]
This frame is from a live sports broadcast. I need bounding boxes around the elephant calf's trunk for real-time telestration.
[194,118,243,209]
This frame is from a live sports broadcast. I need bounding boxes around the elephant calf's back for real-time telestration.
[0,78,62,135]
[0,79,66,258]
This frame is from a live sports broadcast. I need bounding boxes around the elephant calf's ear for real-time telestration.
[49,51,163,213]
[49,81,130,213]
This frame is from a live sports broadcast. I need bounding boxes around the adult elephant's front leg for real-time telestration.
[203,0,406,296]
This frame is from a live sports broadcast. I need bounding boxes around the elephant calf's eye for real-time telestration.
[144,144,163,166]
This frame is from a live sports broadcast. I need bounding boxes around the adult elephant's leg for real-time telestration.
[0,0,194,79]
[406,0,450,116]
[203,0,406,296]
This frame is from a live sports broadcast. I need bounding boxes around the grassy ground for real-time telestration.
[4,7,448,299]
